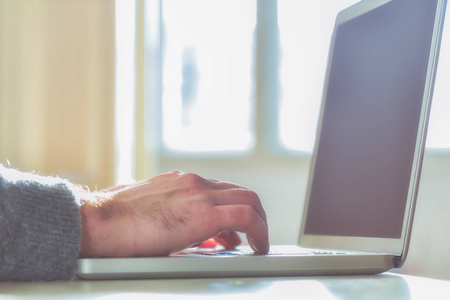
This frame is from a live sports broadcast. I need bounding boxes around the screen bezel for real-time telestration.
[299,0,447,257]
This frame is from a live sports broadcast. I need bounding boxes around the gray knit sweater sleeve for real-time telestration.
[0,165,81,281]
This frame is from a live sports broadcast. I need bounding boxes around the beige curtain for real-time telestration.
[0,0,116,189]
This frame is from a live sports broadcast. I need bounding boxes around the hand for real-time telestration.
[78,171,269,257]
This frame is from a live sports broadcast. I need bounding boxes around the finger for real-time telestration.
[213,205,269,254]
[174,173,245,192]
[213,231,241,250]
[211,189,268,226]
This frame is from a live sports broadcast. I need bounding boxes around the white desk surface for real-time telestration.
[0,273,449,299]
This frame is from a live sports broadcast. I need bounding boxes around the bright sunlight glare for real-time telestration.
[115,0,136,183]
[161,0,256,153]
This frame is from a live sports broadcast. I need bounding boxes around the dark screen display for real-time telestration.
[304,0,438,238]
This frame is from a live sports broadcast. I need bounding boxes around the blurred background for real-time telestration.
[1,0,450,280]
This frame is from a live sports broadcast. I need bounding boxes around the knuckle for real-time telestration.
[235,189,260,208]
[182,185,214,205]
[245,190,260,204]
[168,170,184,175]
[180,172,203,185]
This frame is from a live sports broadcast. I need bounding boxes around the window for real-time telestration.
[161,0,255,153]
[156,0,365,155]
[115,0,136,183]
[426,6,450,149]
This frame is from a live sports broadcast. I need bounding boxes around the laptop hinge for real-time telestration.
[393,255,403,268]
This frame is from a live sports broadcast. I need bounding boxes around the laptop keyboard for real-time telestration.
[172,248,349,257]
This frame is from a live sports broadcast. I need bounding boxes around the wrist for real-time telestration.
[79,203,99,257]
[77,188,112,258]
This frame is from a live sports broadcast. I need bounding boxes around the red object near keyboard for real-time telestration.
[197,231,241,250]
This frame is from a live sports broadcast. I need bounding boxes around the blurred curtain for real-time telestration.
[0,0,115,189]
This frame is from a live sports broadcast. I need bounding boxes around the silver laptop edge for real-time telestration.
[397,0,448,268]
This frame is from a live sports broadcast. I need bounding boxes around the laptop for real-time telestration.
[78,0,447,279]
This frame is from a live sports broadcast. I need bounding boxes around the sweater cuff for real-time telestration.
[0,166,82,281]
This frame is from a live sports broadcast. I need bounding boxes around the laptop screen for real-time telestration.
[303,0,438,239]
